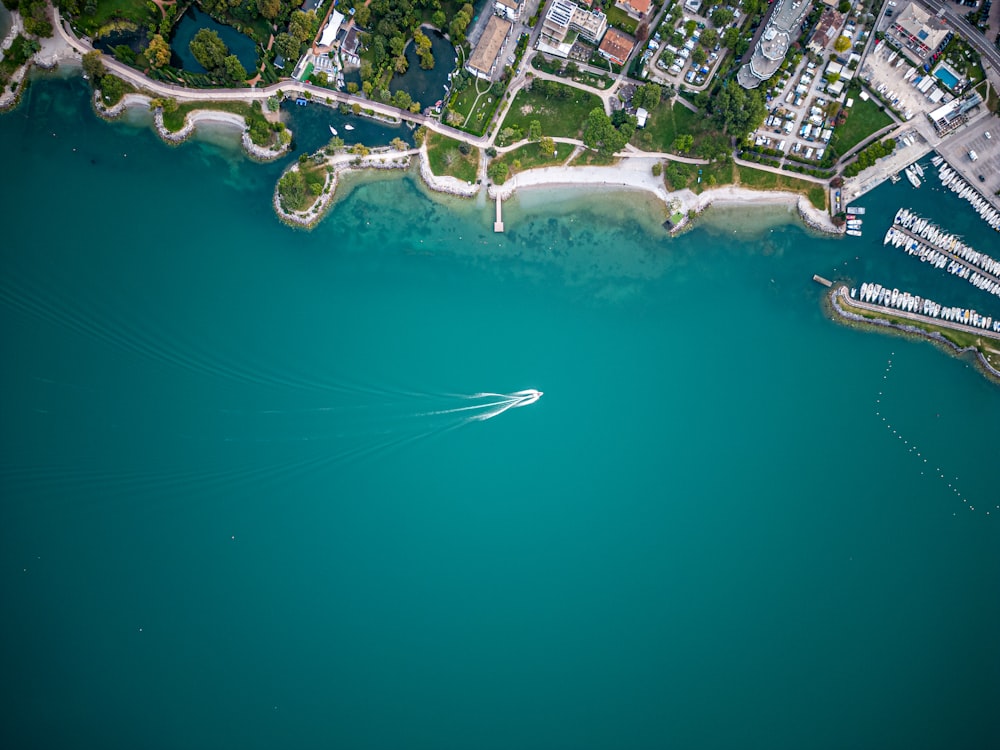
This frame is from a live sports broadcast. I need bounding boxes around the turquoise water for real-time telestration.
[170,8,259,75]
[933,66,959,89]
[1,76,999,749]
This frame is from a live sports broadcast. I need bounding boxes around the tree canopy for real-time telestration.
[189,28,230,73]
[711,84,766,140]
[583,108,633,156]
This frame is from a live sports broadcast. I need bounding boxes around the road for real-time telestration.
[918,0,1000,90]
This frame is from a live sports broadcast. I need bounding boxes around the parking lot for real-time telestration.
[859,39,935,122]
[935,115,1000,211]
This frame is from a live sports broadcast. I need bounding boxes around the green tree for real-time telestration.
[529,119,542,141]
[257,0,281,20]
[274,33,300,62]
[146,34,171,69]
[432,10,447,29]
[634,83,662,111]
[278,170,308,209]
[189,28,229,74]
[289,10,318,44]
[712,84,766,140]
[837,0,851,12]
[834,36,852,53]
[449,11,471,43]
[487,160,509,184]
[539,136,556,156]
[22,0,53,38]
[82,50,106,80]
[99,75,126,106]
[393,89,412,110]
[20,37,41,58]
[701,29,719,48]
[711,8,734,28]
[672,134,694,153]
[582,108,627,155]
[692,47,707,65]
[722,27,740,49]
[223,55,248,83]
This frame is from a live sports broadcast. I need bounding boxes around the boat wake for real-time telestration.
[422,389,543,422]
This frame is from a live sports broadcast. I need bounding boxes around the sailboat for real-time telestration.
[344,124,354,131]
[329,125,338,136]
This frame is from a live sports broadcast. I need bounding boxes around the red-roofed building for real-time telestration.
[598,27,636,66]
[615,0,652,19]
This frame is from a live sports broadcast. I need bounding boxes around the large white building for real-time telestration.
[538,0,608,58]
[737,0,810,90]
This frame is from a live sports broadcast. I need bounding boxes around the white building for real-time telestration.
[494,0,523,22]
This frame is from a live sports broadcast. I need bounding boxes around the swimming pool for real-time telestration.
[934,66,959,89]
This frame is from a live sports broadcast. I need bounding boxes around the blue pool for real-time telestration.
[934,67,959,89]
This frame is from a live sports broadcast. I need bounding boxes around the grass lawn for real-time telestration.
[736,165,827,209]
[630,100,708,153]
[570,149,619,167]
[447,77,502,135]
[75,0,157,36]
[162,100,254,132]
[494,142,565,174]
[425,131,479,183]
[979,80,999,116]
[829,96,892,155]
[603,5,639,35]
[501,82,602,139]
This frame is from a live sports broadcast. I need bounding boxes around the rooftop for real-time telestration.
[468,15,512,76]
[599,27,636,64]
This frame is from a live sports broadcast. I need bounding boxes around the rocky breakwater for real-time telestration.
[418,144,479,198]
[829,287,1000,383]
[274,147,415,229]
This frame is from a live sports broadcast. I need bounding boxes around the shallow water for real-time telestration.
[1,77,998,750]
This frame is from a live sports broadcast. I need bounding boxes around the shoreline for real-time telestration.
[828,286,1000,384]
[91,90,290,161]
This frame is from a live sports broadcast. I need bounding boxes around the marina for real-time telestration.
[844,283,1000,336]
[885,209,1000,301]
[935,162,1000,231]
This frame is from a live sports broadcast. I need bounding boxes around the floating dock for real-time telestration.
[494,195,504,233]
[813,274,833,287]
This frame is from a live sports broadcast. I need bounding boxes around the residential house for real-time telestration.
[807,9,844,55]
[599,27,636,66]
[615,0,652,20]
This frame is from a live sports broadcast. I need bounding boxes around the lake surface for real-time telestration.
[280,98,414,156]
[170,7,258,75]
[1,76,999,750]
[390,29,457,108]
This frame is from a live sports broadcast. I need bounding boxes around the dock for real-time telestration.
[494,194,504,233]
[892,224,1000,289]
[813,274,833,287]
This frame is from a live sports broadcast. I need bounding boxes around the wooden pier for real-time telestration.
[813,274,833,287]
[494,194,504,233]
